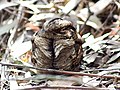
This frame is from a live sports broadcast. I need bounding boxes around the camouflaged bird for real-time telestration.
[31,18,83,72]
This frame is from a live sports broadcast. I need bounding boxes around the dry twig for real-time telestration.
[1,62,120,80]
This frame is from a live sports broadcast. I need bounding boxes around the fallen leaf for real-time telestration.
[25,23,40,32]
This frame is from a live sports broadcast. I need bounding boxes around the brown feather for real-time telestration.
[31,18,83,72]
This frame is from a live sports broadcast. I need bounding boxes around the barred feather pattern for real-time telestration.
[31,18,83,72]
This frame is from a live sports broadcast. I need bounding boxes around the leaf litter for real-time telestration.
[0,0,120,89]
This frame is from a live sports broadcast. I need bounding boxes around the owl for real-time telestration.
[31,18,83,72]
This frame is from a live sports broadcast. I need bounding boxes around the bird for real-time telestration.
[31,18,83,72]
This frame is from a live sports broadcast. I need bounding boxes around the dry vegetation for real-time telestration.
[0,0,120,89]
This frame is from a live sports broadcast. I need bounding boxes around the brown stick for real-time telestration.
[1,62,120,80]
[16,85,110,90]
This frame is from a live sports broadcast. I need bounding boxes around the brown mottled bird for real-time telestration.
[31,18,83,72]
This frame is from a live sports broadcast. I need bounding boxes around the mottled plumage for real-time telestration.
[31,18,83,72]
